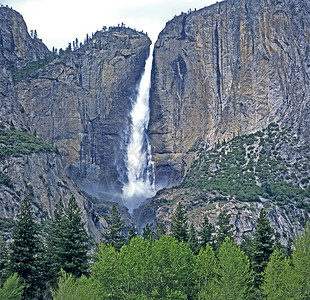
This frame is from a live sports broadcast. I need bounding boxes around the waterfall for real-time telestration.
[122,44,156,212]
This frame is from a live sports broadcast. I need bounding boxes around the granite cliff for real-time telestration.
[149,0,310,188]
[0,0,310,242]
[142,0,310,241]
[0,6,149,239]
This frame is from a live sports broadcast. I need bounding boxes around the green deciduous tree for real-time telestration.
[262,248,291,299]
[215,238,253,300]
[51,270,96,300]
[46,196,90,284]
[92,236,195,299]
[171,202,188,242]
[196,244,218,300]
[0,273,24,300]
[9,197,41,299]
[103,204,126,250]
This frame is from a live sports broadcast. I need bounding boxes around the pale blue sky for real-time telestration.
[1,0,218,50]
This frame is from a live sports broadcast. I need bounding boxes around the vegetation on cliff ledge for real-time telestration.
[182,123,310,212]
[0,127,56,161]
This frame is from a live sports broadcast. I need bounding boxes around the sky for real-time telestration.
[1,0,218,50]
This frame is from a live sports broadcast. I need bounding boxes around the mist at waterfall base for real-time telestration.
[121,45,156,213]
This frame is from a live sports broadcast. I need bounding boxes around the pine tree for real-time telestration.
[9,197,41,299]
[214,210,234,250]
[198,214,214,248]
[142,223,153,240]
[0,235,9,284]
[171,202,188,242]
[155,223,166,239]
[128,225,138,242]
[188,223,200,254]
[103,204,126,250]
[46,196,90,284]
[251,209,274,288]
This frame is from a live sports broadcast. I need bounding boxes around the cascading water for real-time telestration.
[122,44,156,212]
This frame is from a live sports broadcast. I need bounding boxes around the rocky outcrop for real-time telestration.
[16,27,151,200]
[149,0,310,188]
[0,6,49,130]
[0,7,148,239]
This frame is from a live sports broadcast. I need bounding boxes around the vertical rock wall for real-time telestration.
[149,0,310,187]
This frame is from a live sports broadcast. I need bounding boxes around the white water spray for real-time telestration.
[122,44,156,212]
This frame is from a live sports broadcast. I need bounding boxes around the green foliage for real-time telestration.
[251,209,274,288]
[262,249,291,299]
[0,172,13,188]
[142,223,153,240]
[12,53,57,84]
[214,211,234,250]
[198,214,215,248]
[262,224,310,299]
[181,125,310,209]
[0,128,55,161]
[52,270,96,300]
[196,244,218,300]
[215,239,253,300]
[103,204,126,250]
[0,273,24,300]
[46,196,90,284]
[128,225,138,242]
[171,202,188,242]
[9,197,41,299]
[0,235,9,284]
[92,236,195,299]
[188,223,200,254]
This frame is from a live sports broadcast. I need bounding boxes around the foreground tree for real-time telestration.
[9,197,41,299]
[47,196,90,283]
[214,211,234,250]
[0,273,24,300]
[171,202,188,242]
[198,214,214,248]
[103,204,126,250]
[262,224,310,299]
[215,239,253,299]
[251,209,274,288]
[188,223,200,254]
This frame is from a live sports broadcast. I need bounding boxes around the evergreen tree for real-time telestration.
[198,214,214,248]
[9,197,41,299]
[142,223,153,240]
[46,196,90,284]
[251,209,274,288]
[171,202,188,242]
[155,223,166,239]
[103,204,126,250]
[214,210,234,250]
[188,223,200,255]
[128,225,138,243]
[0,235,9,284]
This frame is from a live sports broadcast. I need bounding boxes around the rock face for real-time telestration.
[0,7,148,239]
[149,0,310,188]
[16,27,151,200]
[0,6,49,130]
